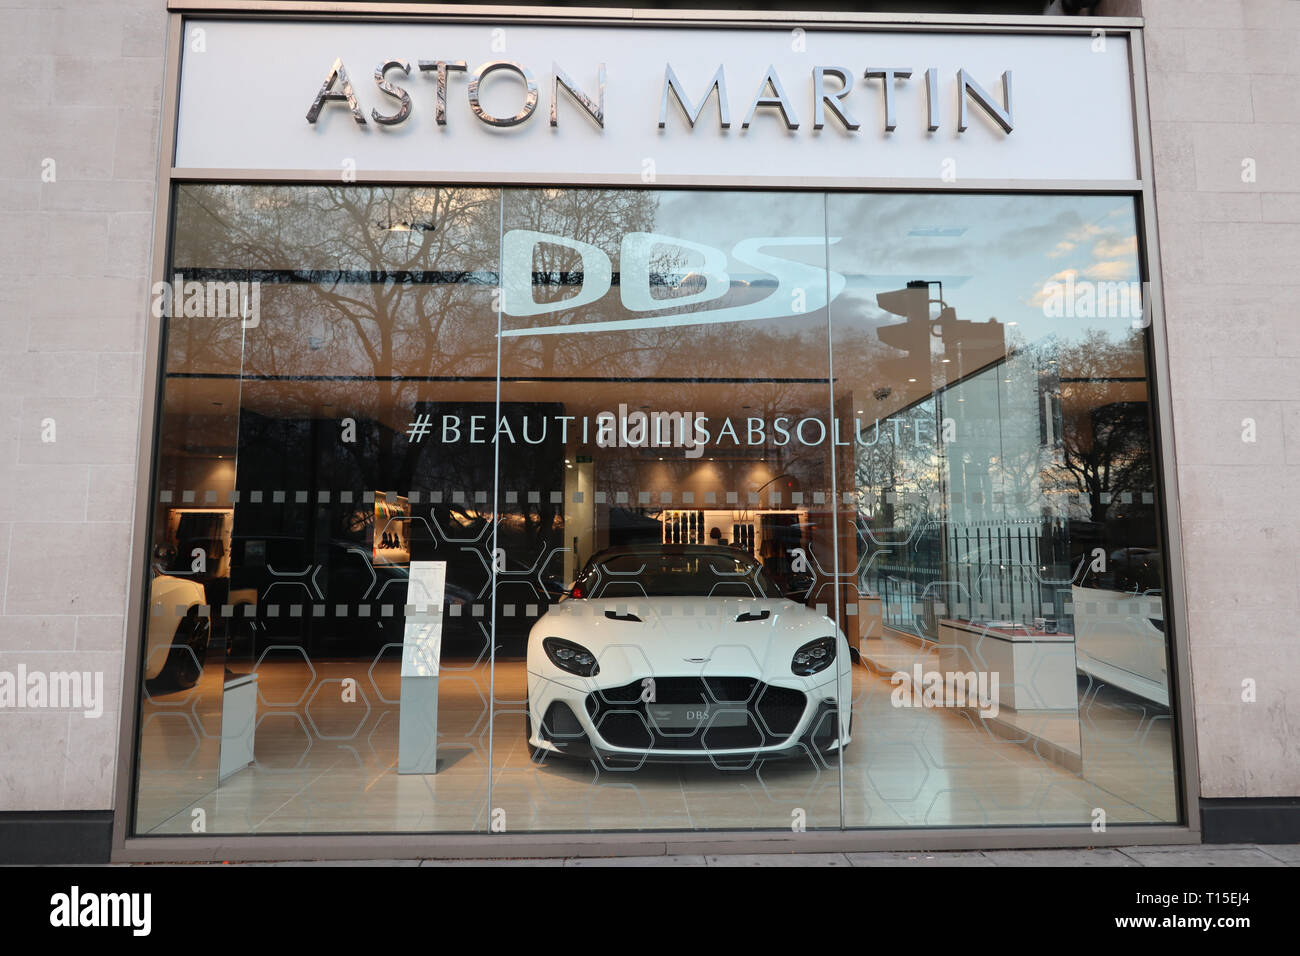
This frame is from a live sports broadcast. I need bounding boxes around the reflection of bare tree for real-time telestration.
[176,185,501,490]
[168,186,864,566]
[505,188,663,378]
[854,400,942,530]
[1036,329,1152,523]
[495,189,848,525]
[499,189,839,386]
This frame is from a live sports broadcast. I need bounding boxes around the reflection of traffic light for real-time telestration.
[876,281,934,387]
[877,280,1008,383]
[939,312,1005,370]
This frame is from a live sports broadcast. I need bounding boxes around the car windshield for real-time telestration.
[574,549,781,599]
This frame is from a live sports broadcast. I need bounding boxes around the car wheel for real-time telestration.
[151,608,209,690]
[225,605,257,659]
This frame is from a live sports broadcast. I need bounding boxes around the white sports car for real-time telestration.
[145,573,210,689]
[525,544,852,767]
[1072,583,1168,706]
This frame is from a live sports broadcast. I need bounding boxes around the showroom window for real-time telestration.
[134,184,1179,834]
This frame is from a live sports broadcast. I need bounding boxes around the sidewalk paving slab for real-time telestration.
[1119,846,1287,867]
[704,852,853,866]
[1257,844,1300,865]
[564,855,708,866]
[846,851,996,866]
[86,842,1300,866]
[980,848,1142,866]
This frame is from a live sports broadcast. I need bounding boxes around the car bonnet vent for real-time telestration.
[604,610,642,622]
[735,609,771,623]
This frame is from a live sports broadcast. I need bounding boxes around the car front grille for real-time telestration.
[585,677,807,752]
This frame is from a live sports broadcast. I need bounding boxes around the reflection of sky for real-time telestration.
[654,191,1140,348]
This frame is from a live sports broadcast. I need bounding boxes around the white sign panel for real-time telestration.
[174,19,1138,183]
[400,560,446,678]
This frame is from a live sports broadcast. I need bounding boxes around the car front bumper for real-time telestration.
[526,670,852,766]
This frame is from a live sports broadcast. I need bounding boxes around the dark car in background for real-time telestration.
[224,536,482,658]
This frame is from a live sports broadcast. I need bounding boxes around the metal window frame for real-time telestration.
[112,2,1200,862]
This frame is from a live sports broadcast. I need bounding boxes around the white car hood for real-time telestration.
[531,596,841,684]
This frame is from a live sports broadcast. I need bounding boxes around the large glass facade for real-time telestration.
[133,185,1179,835]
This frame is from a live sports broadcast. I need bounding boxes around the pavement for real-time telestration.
[166,843,1300,866]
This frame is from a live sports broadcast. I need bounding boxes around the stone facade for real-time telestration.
[0,0,164,810]
[1,0,1297,824]
[1100,0,1300,799]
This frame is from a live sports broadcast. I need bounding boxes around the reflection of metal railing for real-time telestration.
[947,520,1070,626]
[864,519,1073,639]
[875,565,940,638]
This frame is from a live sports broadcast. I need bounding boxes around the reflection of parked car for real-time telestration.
[145,574,210,689]
[525,544,852,765]
[1074,548,1167,705]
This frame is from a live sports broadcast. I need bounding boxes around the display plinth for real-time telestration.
[398,676,439,774]
[219,671,258,782]
[397,560,446,775]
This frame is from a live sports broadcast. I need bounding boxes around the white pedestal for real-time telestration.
[938,620,1078,712]
[398,676,439,774]
[397,560,446,775]
[857,596,883,650]
[219,672,257,782]
[936,619,1083,772]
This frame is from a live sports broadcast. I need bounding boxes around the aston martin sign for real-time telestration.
[174,19,1138,183]
[304,57,1015,135]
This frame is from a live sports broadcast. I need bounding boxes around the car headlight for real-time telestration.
[791,637,836,676]
[542,637,600,677]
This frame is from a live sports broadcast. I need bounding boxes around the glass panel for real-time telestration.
[491,188,847,832]
[827,194,1179,827]
[135,184,502,834]
[133,190,247,833]
[134,185,1180,837]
